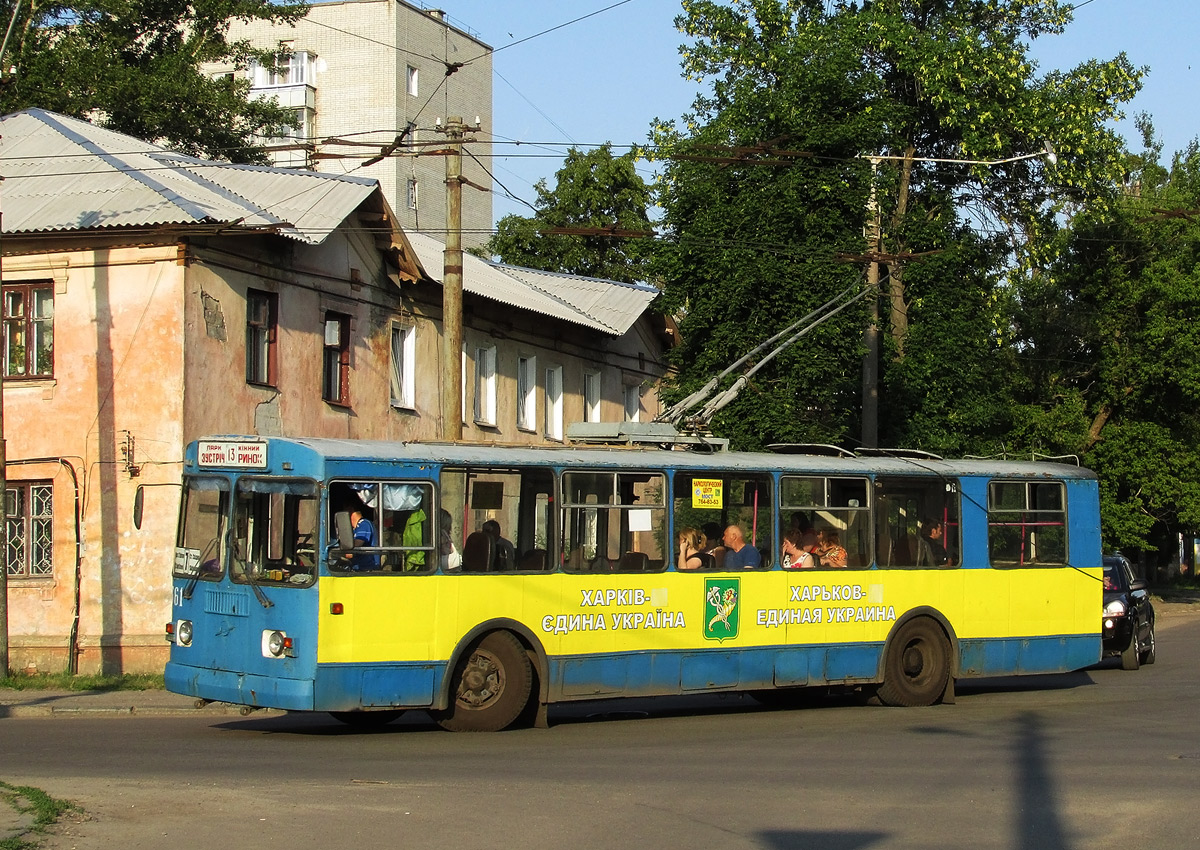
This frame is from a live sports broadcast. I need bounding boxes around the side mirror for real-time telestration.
[133,485,145,530]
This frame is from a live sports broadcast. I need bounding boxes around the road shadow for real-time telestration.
[956,670,1095,696]
[757,829,887,850]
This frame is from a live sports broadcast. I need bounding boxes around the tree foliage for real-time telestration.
[1011,130,1200,554]
[0,0,307,162]
[484,144,654,283]
[653,0,1142,453]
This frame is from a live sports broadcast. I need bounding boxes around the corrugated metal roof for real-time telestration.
[406,231,657,336]
[0,109,379,244]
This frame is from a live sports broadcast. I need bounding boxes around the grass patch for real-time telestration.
[0,672,164,692]
[0,781,77,850]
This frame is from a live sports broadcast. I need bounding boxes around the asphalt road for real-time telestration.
[3,615,1199,850]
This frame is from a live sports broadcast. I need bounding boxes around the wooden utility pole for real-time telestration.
[437,117,468,441]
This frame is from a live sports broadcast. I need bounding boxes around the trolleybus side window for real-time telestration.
[440,467,556,572]
[873,477,960,568]
[673,471,774,569]
[988,480,1067,566]
[563,470,667,572]
[175,477,229,579]
[780,476,869,568]
[328,481,436,573]
[230,478,319,586]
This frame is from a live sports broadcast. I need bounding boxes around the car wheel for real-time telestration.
[1121,629,1141,671]
[1140,621,1156,665]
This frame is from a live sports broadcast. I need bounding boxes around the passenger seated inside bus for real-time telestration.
[482,520,516,570]
[816,528,848,568]
[722,525,761,569]
[677,527,714,570]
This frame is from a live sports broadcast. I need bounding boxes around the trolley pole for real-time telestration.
[438,116,467,442]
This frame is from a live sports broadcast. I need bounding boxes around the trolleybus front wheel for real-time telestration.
[436,631,533,732]
[877,617,950,707]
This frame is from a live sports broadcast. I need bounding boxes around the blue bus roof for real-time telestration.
[192,435,1098,481]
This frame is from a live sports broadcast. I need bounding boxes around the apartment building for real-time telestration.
[211,0,493,248]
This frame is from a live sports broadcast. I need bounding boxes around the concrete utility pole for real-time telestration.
[861,157,881,449]
[435,116,478,442]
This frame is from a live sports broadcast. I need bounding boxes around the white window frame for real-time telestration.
[406,177,419,210]
[406,65,419,96]
[517,356,537,432]
[390,323,416,409]
[584,369,601,423]
[474,345,497,426]
[623,383,641,423]
[545,365,564,441]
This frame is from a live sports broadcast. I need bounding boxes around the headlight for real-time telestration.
[262,630,295,658]
[1104,599,1127,616]
[177,619,193,647]
[267,630,285,657]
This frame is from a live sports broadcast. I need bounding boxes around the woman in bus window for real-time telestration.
[817,528,848,568]
[782,529,815,569]
[677,527,712,570]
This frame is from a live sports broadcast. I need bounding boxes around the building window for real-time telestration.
[251,50,313,87]
[406,178,419,210]
[322,312,350,405]
[3,282,53,379]
[584,370,601,423]
[545,365,563,441]
[5,482,53,578]
[474,345,497,426]
[406,65,419,96]
[390,323,416,409]
[623,383,641,423]
[517,356,537,431]
[246,289,278,386]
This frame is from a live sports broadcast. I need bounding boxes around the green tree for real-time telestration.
[484,144,653,283]
[0,0,307,162]
[653,0,1142,451]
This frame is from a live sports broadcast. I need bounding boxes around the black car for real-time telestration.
[1102,554,1156,670]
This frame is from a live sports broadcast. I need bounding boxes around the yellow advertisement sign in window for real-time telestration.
[692,478,723,509]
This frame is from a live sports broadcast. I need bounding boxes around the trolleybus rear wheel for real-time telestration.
[329,710,405,727]
[877,617,950,707]
[437,631,532,732]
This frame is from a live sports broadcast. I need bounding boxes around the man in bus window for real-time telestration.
[483,519,516,570]
[722,525,761,569]
[918,517,949,566]
[345,508,381,572]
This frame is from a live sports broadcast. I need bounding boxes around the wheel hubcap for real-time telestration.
[456,650,505,709]
[902,641,926,678]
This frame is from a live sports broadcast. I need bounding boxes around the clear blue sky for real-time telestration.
[439,0,1199,225]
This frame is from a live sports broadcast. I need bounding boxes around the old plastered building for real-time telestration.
[0,109,666,674]
[207,0,493,248]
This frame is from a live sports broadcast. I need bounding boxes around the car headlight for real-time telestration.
[1104,599,1127,616]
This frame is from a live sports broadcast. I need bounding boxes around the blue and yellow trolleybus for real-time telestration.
[165,435,1102,730]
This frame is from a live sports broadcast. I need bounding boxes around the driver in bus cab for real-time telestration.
[344,507,381,572]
